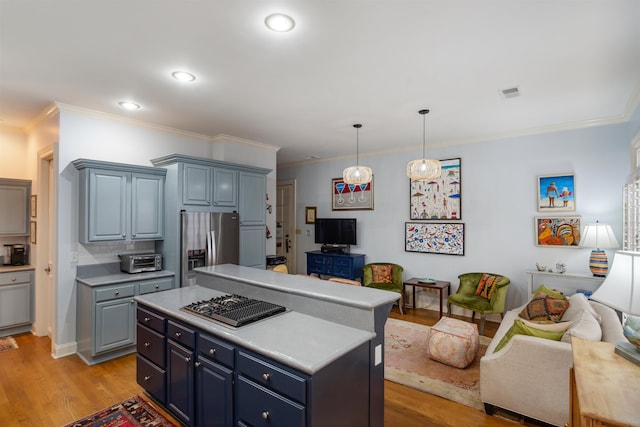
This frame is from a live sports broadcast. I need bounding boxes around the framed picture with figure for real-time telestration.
[538,174,575,212]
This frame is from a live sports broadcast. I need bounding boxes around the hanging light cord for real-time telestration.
[354,123,362,165]
[419,109,429,159]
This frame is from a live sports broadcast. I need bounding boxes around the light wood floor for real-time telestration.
[0,307,536,427]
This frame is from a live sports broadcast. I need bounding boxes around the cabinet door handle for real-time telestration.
[144,342,151,348]
[209,348,216,355]
[144,317,151,322]
[194,361,201,368]
[175,332,182,337]
[122,233,126,238]
[262,373,270,381]
[262,411,270,420]
[132,233,136,237]
[144,375,151,381]
[185,356,191,363]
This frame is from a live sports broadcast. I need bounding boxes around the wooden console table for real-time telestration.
[570,337,640,427]
[402,278,451,318]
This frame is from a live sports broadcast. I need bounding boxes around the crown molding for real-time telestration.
[211,133,280,152]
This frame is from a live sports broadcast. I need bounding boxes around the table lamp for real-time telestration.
[579,221,619,276]
[590,250,640,366]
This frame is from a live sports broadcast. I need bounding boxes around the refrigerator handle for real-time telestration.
[207,230,216,266]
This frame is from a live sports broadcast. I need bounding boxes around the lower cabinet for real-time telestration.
[136,304,370,427]
[0,270,34,336]
[76,276,174,365]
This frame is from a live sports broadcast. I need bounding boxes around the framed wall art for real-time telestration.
[405,222,465,255]
[30,221,37,244]
[410,158,461,220]
[331,177,374,210]
[30,195,37,218]
[535,216,581,247]
[305,206,317,224]
[538,174,575,212]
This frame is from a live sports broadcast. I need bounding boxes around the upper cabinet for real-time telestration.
[239,172,266,226]
[212,168,238,207]
[182,164,238,208]
[73,159,166,243]
[0,178,31,236]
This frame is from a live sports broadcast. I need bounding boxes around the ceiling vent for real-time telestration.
[500,86,521,99]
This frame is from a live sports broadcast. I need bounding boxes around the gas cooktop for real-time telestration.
[180,294,286,327]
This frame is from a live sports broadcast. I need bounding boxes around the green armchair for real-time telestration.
[447,272,510,334]
[363,262,404,314]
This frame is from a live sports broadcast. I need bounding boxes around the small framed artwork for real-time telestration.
[538,174,575,212]
[305,206,317,224]
[405,222,465,255]
[535,216,581,247]
[30,221,37,244]
[30,195,37,218]
[410,158,461,220]
[331,177,374,210]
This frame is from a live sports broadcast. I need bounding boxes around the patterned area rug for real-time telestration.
[0,336,18,352]
[61,395,178,427]
[384,318,492,410]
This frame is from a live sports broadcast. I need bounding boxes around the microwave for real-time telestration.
[120,253,162,273]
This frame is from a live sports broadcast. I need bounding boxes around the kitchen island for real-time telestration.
[134,264,399,427]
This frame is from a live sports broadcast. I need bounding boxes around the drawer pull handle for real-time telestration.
[144,375,151,381]
[155,284,159,289]
[175,332,182,337]
[144,317,151,322]
[262,411,270,420]
[262,373,270,381]
[194,361,201,368]
[185,356,191,363]
[144,342,151,347]
[115,291,120,296]
[209,348,216,355]
[11,277,16,282]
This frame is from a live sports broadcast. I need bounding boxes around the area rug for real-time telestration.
[0,336,18,352]
[384,317,492,411]
[61,395,178,427]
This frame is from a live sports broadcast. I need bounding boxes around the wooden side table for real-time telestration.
[570,337,640,427]
[402,278,451,318]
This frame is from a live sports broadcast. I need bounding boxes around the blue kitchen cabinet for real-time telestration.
[0,178,31,236]
[182,163,211,206]
[212,167,238,207]
[0,269,34,336]
[239,172,266,226]
[167,339,196,426]
[73,159,166,243]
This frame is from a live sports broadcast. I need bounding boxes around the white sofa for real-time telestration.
[480,295,625,426]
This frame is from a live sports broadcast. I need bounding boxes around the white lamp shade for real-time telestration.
[406,158,442,181]
[342,165,372,185]
[591,251,640,315]
[579,223,619,249]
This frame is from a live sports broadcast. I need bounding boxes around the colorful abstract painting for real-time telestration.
[410,158,461,220]
[405,222,465,255]
[535,216,581,247]
[332,177,374,210]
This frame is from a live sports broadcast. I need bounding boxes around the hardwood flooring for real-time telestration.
[0,307,536,427]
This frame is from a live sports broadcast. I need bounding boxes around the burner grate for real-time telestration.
[181,294,286,327]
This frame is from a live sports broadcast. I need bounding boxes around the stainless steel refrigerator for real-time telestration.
[181,211,240,286]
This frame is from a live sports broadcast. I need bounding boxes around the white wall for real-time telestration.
[0,127,29,177]
[279,121,633,315]
[52,106,277,355]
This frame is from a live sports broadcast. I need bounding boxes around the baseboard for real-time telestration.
[51,340,77,359]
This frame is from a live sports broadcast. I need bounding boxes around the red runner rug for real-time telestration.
[61,395,178,427]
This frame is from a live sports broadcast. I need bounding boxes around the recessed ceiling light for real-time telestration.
[118,101,141,110]
[265,13,295,32]
[172,71,196,82]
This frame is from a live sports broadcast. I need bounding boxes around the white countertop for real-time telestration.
[76,270,175,287]
[135,285,374,374]
[0,265,34,273]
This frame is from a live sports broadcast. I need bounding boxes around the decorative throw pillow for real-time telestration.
[561,292,602,324]
[561,309,602,343]
[519,285,570,323]
[520,318,573,333]
[371,264,393,283]
[474,273,502,300]
[494,319,565,353]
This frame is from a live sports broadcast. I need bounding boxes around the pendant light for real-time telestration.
[343,123,373,185]
[406,109,441,181]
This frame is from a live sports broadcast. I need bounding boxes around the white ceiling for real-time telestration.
[1,0,639,165]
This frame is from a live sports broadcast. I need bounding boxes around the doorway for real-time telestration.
[276,180,296,274]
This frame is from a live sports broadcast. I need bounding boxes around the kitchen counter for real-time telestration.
[135,285,373,374]
[75,262,175,287]
[0,265,34,273]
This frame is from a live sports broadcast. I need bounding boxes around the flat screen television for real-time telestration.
[314,218,357,246]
